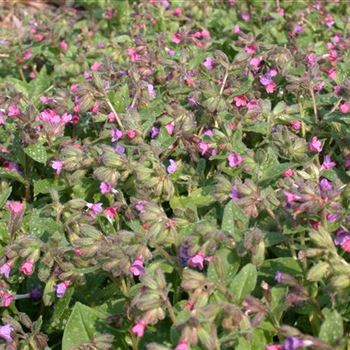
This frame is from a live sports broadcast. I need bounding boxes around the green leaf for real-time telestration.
[221,201,248,241]
[229,263,257,302]
[0,186,12,209]
[33,179,59,197]
[24,142,47,164]
[29,66,51,99]
[319,309,343,345]
[207,248,240,284]
[62,302,117,350]
[260,257,302,283]
[0,168,26,184]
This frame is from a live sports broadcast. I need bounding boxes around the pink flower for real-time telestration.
[171,33,182,44]
[91,101,100,114]
[289,120,301,131]
[340,102,350,114]
[0,291,15,307]
[165,122,175,135]
[59,40,68,51]
[172,7,182,17]
[91,61,102,71]
[203,57,214,70]
[6,201,24,216]
[132,320,147,337]
[161,0,170,8]
[233,95,248,107]
[3,161,20,173]
[188,252,205,270]
[175,339,190,350]
[167,159,177,174]
[284,191,302,204]
[127,130,137,139]
[232,25,241,34]
[265,82,277,93]
[283,169,294,177]
[51,160,64,175]
[277,7,284,16]
[34,34,44,41]
[126,48,141,62]
[327,68,337,80]
[198,142,210,156]
[86,202,103,218]
[227,152,244,167]
[20,259,34,276]
[56,281,71,298]
[244,44,256,55]
[241,12,250,21]
[0,262,11,279]
[23,51,32,59]
[104,207,118,220]
[70,84,79,93]
[249,56,262,71]
[7,104,21,117]
[147,84,156,98]
[306,53,317,66]
[321,155,336,170]
[308,136,323,153]
[130,257,144,276]
[345,157,350,169]
[265,345,282,350]
[100,182,113,194]
[0,324,13,343]
[247,99,259,112]
[108,112,116,122]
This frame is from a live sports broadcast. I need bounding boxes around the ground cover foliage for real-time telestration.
[1,0,350,349]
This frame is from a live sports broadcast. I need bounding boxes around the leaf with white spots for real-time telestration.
[24,142,47,164]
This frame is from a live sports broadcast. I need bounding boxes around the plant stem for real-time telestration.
[105,96,124,130]
[309,86,318,123]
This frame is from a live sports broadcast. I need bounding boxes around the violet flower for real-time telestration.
[227,152,244,167]
[0,324,13,343]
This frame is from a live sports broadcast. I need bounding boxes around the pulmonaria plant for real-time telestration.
[0,1,350,349]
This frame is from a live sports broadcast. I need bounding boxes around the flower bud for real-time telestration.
[306,261,329,282]
[330,275,350,290]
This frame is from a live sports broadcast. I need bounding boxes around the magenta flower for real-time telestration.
[175,339,190,350]
[51,160,64,175]
[308,136,322,153]
[59,40,68,51]
[334,229,350,252]
[0,324,13,343]
[289,120,301,131]
[188,252,205,270]
[284,191,302,204]
[126,48,141,62]
[0,291,15,307]
[130,257,144,276]
[227,152,244,167]
[265,82,277,93]
[306,53,317,66]
[203,57,214,70]
[165,122,175,135]
[0,262,11,279]
[111,128,123,142]
[100,182,113,194]
[23,51,32,59]
[327,67,337,80]
[20,259,34,276]
[232,25,241,34]
[249,56,262,71]
[319,178,333,192]
[340,102,350,114]
[167,159,177,174]
[135,200,147,214]
[56,281,71,298]
[345,156,350,169]
[6,201,24,216]
[171,33,182,44]
[233,95,248,107]
[108,112,116,122]
[86,202,103,218]
[283,169,294,177]
[321,155,336,170]
[265,345,282,350]
[131,320,147,337]
[91,61,102,71]
[7,104,21,117]
[104,207,117,220]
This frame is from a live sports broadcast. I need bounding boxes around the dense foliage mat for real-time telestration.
[0,0,350,349]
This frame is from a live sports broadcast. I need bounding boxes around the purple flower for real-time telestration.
[0,262,11,279]
[130,257,144,276]
[334,229,350,246]
[308,136,322,153]
[0,324,13,343]
[167,159,177,174]
[135,200,147,214]
[275,271,283,283]
[115,145,125,154]
[180,242,191,267]
[203,129,214,137]
[321,155,336,170]
[100,182,113,194]
[111,128,123,142]
[326,213,338,222]
[284,191,301,204]
[86,202,103,218]
[227,152,244,167]
[147,84,156,98]
[319,178,332,192]
[7,104,21,117]
[283,336,310,350]
[29,287,42,300]
[293,24,303,34]
[51,160,64,175]
[203,57,214,70]
[229,185,240,201]
[56,281,71,298]
[150,127,159,138]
